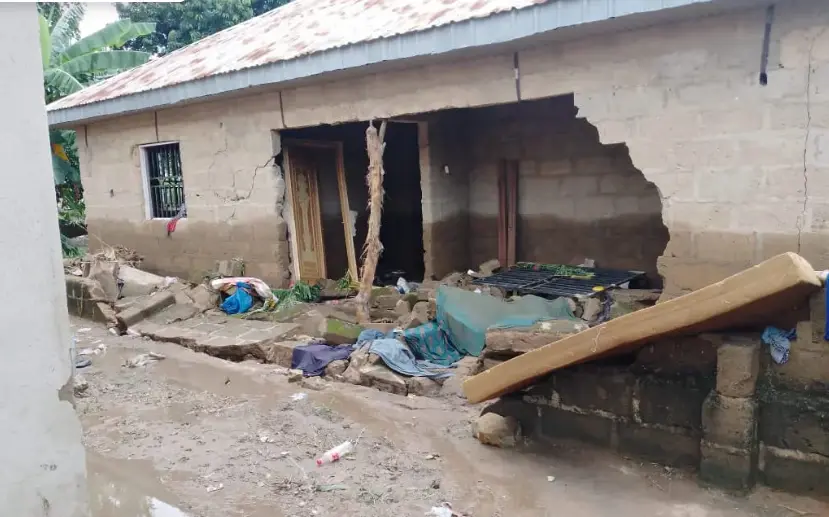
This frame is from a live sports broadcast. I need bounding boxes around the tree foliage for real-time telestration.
[116,0,292,55]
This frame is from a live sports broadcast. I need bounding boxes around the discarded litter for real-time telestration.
[426,503,463,517]
[762,326,795,365]
[206,483,224,493]
[259,434,274,443]
[75,357,92,369]
[76,328,91,333]
[316,441,353,466]
[125,352,166,368]
[290,392,308,401]
[424,453,439,460]
[396,277,411,294]
[547,475,556,482]
[315,484,348,492]
[78,343,107,356]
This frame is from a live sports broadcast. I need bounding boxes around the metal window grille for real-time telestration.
[144,143,185,218]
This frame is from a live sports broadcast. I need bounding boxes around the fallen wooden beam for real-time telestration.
[463,252,822,404]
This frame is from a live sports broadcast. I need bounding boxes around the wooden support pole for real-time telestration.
[356,120,387,324]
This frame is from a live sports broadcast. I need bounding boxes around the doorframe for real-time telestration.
[282,139,359,283]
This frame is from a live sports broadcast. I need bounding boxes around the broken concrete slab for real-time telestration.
[118,266,166,297]
[150,303,200,325]
[324,359,348,379]
[188,284,220,312]
[374,292,402,310]
[342,347,369,385]
[440,356,480,398]
[318,317,362,345]
[265,340,306,368]
[473,412,521,448]
[117,291,176,328]
[394,298,411,318]
[87,260,120,302]
[360,364,408,395]
[483,320,587,359]
[406,376,441,397]
[300,376,328,391]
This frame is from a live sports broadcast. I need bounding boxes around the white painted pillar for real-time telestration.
[0,4,88,515]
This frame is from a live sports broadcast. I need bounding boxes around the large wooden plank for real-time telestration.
[463,253,821,404]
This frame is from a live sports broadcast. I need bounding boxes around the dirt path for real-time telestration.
[72,318,828,517]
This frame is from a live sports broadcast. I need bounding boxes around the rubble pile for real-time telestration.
[66,252,662,402]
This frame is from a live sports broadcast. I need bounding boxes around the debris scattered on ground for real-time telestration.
[124,352,166,368]
[762,326,795,365]
[73,374,89,396]
[473,413,521,448]
[290,392,307,401]
[547,475,556,482]
[206,483,224,493]
[75,357,92,369]
[316,440,353,466]
[287,369,304,382]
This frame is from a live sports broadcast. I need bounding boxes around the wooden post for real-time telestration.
[356,120,387,324]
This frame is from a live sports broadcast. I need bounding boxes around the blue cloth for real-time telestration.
[824,287,829,342]
[400,322,461,366]
[357,329,387,344]
[368,338,454,379]
[220,282,254,314]
[291,343,354,377]
[762,326,795,365]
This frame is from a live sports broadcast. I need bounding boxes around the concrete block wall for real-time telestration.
[488,336,718,469]
[515,0,829,296]
[74,0,829,295]
[76,92,292,286]
[462,97,667,279]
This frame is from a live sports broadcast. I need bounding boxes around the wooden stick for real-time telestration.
[356,120,387,324]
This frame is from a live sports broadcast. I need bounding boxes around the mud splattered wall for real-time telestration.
[463,96,668,282]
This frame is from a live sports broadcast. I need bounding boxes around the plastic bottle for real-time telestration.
[316,441,353,466]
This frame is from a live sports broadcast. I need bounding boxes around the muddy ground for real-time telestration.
[72,318,828,517]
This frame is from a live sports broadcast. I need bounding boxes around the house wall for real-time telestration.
[77,93,292,286]
[1,4,87,515]
[462,97,667,281]
[77,0,829,295]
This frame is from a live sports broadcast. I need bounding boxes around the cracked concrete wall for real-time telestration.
[77,0,829,294]
[0,4,87,515]
[463,97,668,282]
[78,92,291,287]
[519,0,829,296]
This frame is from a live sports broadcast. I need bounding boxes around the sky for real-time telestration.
[79,3,120,37]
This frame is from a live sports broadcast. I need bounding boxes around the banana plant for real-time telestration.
[40,4,155,184]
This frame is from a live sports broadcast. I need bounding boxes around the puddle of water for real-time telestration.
[87,451,190,517]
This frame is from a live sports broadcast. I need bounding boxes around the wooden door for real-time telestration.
[285,144,327,282]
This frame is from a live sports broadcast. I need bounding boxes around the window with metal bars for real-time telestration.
[141,142,186,219]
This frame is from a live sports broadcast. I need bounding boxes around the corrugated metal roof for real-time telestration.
[48,0,548,111]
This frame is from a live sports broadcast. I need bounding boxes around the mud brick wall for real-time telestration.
[464,97,667,281]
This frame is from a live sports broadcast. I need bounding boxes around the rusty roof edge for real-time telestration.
[46,0,753,127]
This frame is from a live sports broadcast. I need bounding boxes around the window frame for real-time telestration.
[139,141,186,220]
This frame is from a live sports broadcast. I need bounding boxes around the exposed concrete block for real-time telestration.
[360,364,407,395]
[555,366,634,418]
[764,345,829,392]
[636,374,710,431]
[617,423,700,468]
[699,441,756,493]
[482,395,539,437]
[702,393,757,450]
[633,335,719,378]
[406,376,441,397]
[116,291,176,328]
[442,356,480,399]
[265,340,305,368]
[188,284,219,312]
[216,258,245,277]
[484,320,586,359]
[473,413,521,448]
[539,407,614,447]
[118,266,165,297]
[759,389,829,457]
[716,335,761,397]
[761,445,829,496]
[318,318,362,345]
